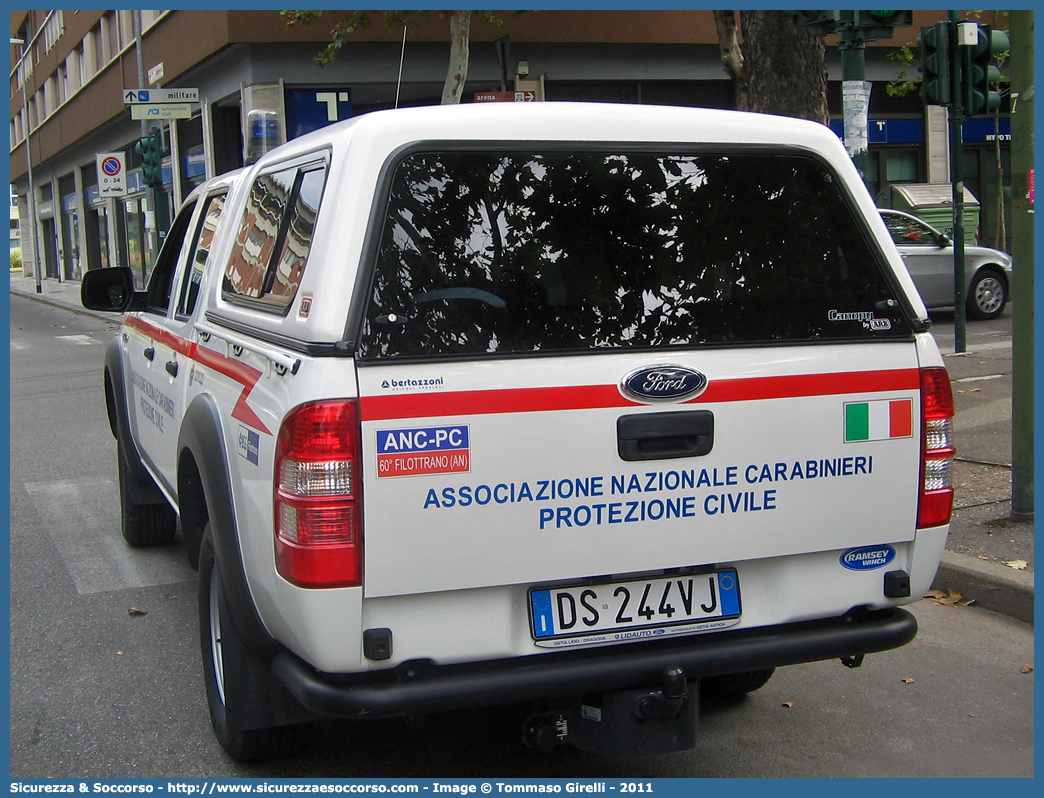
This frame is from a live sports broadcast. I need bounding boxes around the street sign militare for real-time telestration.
[123,88,199,104]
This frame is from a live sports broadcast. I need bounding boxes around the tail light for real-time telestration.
[275,400,362,588]
[918,367,955,528]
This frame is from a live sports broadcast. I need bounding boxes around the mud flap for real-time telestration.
[523,669,698,758]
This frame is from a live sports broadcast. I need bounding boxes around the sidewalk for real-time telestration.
[10,269,1034,624]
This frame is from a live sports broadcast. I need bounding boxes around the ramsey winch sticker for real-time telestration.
[376,425,470,478]
[840,545,897,571]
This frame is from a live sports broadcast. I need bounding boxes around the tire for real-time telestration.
[198,528,312,761]
[117,445,177,547]
[966,268,1008,321]
[701,668,776,701]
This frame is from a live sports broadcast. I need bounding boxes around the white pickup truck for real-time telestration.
[82,102,955,762]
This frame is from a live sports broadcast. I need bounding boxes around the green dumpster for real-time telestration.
[883,183,980,246]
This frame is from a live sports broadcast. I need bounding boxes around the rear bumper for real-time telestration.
[273,607,917,719]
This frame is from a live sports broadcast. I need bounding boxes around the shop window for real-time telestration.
[885,151,918,184]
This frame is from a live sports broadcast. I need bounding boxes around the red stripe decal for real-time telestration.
[125,316,271,435]
[192,345,271,435]
[127,316,194,357]
[360,369,921,422]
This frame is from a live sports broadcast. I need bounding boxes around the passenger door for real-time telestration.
[122,199,200,494]
[886,214,953,308]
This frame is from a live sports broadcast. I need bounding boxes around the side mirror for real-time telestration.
[81,267,144,312]
[937,233,952,247]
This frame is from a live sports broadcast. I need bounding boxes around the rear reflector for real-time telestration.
[275,401,362,588]
[918,368,955,528]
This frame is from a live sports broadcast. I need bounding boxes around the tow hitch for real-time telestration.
[522,668,698,758]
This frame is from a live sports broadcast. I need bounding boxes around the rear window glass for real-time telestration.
[358,150,911,359]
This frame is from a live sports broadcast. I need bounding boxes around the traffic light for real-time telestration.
[135,131,163,189]
[790,10,841,36]
[855,10,913,28]
[964,24,1009,116]
[918,22,951,107]
[843,10,913,39]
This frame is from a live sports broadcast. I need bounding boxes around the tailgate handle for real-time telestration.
[617,411,714,462]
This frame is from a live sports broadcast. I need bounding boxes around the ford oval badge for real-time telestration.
[621,365,707,403]
[840,545,896,571]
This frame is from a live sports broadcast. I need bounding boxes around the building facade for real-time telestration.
[9,9,1012,285]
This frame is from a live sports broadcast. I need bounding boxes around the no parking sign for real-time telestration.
[96,152,127,197]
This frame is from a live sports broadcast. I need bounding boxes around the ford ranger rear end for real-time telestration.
[82,103,953,762]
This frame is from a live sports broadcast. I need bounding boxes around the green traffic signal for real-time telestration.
[135,131,164,188]
[918,22,951,107]
[862,10,912,25]
[851,9,912,39]
[964,25,1009,116]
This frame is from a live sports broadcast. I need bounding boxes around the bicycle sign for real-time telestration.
[96,152,127,197]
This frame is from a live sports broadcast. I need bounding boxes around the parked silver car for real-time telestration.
[881,208,1013,320]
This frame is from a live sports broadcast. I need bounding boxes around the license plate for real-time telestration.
[529,570,740,648]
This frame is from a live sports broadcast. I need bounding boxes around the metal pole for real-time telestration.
[13,40,44,294]
[133,10,159,282]
[948,12,968,354]
[1008,9,1034,521]
[839,14,872,186]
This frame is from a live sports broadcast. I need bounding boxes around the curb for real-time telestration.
[11,282,123,326]
[932,550,1034,625]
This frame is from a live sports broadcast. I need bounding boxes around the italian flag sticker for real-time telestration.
[845,398,913,442]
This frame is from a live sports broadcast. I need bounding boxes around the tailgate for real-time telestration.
[352,146,924,599]
[359,344,922,598]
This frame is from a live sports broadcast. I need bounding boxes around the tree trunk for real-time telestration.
[441,10,471,104]
[740,10,829,125]
[713,10,748,111]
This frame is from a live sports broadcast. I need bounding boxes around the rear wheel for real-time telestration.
[198,527,312,761]
[701,668,776,700]
[117,445,177,547]
[966,268,1007,320]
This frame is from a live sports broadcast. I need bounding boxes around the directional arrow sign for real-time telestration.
[123,88,199,104]
[474,90,537,102]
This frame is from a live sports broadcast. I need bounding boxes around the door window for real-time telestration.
[884,214,937,247]
[144,199,198,315]
[176,193,227,318]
